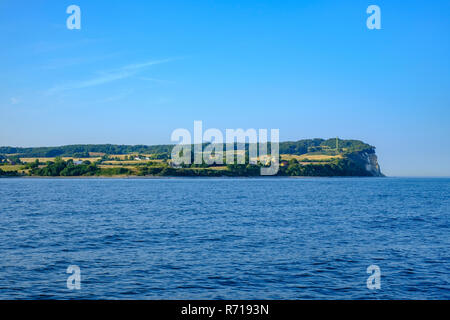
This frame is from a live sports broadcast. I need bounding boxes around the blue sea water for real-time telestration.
[0,177,448,300]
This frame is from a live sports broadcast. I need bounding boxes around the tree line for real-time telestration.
[0,139,375,158]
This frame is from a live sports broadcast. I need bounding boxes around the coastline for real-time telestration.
[0,175,387,179]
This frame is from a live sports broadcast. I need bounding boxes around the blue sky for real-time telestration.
[0,0,449,176]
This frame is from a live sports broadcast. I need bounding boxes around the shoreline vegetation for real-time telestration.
[0,138,383,178]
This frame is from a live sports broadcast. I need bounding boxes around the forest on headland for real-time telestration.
[0,138,383,177]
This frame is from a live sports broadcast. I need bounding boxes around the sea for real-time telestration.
[0,177,448,299]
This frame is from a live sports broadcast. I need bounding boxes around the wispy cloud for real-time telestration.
[95,89,134,104]
[40,53,121,70]
[46,58,174,95]
[119,58,173,71]
[46,71,134,95]
[32,38,102,54]
[10,97,20,105]
[138,77,175,84]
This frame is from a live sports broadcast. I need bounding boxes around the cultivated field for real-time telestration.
[0,165,24,172]
[102,160,163,165]
[20,157,101,163]
[280,154,343,161]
